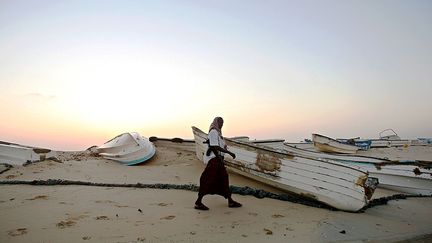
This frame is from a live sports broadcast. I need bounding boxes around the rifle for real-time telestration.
[203,139,222,159]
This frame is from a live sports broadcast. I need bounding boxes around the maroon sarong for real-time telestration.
[198,157,231,198]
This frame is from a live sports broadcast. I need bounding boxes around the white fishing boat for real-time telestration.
[284,142,315,150]
[312,133,359,154]
[346,162,432,195]
[416,138,432,145]
[253,141,432,196]
[192,127,378,212]
[231,137,286,148]
[97,132,155,166]
[338,129,412,148]
[0,142,57,166]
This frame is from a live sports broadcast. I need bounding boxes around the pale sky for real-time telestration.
[1,0,431,150]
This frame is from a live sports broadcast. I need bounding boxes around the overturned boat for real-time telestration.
[0,141,57,166]
[192,127,378,212]
[97,132,155,166]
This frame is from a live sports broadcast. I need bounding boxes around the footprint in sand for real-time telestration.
[65,214,89,221]
[56,220,76,229]
[95,200,116,204]
[95,216,110,220]
[160,215,176,220]
[95,200,128,208]
[26,195,49,200]
[114,204,129,208]
[272,214,285,218]
[150,202,172,207]
[8,228,27,236]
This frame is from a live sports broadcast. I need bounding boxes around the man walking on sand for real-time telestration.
[194,117,242,210]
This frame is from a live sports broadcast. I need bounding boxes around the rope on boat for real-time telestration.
[359,194,431,212]
[1,179,430,212]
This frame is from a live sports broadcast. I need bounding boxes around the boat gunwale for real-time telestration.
[282,143,392,162]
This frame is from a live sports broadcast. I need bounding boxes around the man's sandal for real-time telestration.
[228,201,242,208]
[194,203,209,210]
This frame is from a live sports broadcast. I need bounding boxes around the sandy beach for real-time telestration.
[1,140,432,243]
[2,0,431,241]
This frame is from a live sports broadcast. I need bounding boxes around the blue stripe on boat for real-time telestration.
[125,148,156,166]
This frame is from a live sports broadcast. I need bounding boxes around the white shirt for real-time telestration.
[203,129,225,164]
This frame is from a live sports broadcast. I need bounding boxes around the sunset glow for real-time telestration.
[1,1,431,150]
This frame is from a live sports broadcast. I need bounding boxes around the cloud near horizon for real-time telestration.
[22,92,57,100]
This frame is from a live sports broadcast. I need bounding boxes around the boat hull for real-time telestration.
[97,133,155,166]
[312,134,359,154]
[0,143,56,166]
[260,142,432,196]
[370,172,432,195]
[351,163,432,195]
[363,139,410,148]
